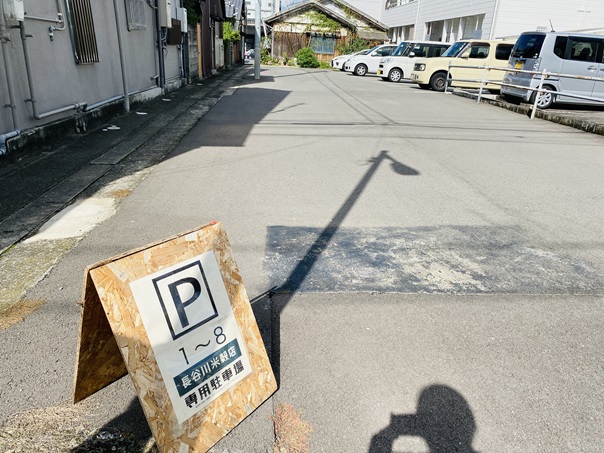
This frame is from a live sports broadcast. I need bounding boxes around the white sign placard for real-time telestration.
[129,250,252,424]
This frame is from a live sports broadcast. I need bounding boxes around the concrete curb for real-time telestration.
[0,65,250,255]
[452,90,604,136]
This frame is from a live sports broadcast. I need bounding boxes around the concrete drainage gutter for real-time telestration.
[452,90,604,137]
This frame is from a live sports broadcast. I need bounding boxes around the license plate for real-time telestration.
[515,61,523,69]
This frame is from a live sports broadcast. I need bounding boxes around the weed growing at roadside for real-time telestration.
[270,403,312,452]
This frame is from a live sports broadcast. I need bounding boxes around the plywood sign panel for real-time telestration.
[73,222,276,452]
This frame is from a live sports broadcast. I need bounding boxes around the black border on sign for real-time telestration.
[152,260,219,340]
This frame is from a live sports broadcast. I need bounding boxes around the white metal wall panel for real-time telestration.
[493,0,604,38]
[418,0,493,21]
[382,0,604,43]
[381,3,418,29]
[382,0,496,39]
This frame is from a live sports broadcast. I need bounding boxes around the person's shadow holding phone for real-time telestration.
[369,385,478,453]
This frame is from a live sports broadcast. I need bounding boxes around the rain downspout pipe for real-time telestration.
[489,0,501,39]
[1,2,19,130]
[112,0,130,112]
[154,0,166,91]
[19,21,86,119]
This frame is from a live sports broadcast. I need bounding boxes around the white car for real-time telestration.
[377,41,450,82]
[344,44,399,76]
[331,49,370,70]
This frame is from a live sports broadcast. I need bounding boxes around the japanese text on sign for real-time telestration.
[130,251,252,424]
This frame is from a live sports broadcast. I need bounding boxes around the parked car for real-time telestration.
[501,31,604,109]
[344,44,400,76]
[410,39,515,91]
[378,41,450,82]
[331,49,370,70]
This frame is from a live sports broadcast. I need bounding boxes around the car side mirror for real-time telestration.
[409,52,415,58]
[371,52,378,56]
[461,50,470,59]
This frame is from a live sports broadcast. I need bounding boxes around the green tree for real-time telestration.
[183,0,200,28]
[223,21,241,43]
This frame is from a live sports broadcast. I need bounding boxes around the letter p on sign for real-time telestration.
[152,261,219,339]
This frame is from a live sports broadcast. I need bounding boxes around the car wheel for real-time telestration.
[530,85,555,109]
[429,71,448,92]
[354,64,368,76]
[388,68,403,83]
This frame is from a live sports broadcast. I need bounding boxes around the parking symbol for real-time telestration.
[152,261,218,340]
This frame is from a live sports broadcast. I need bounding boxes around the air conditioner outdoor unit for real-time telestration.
[3,0,25,22]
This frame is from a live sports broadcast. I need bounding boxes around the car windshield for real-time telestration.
[402,44,428,57]
[511,34,545,59]
[441,41,469,57]
[401,45,416,56]
[392,42,411,56]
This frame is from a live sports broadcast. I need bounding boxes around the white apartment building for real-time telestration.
[245,0,276,25]
[381,0,604,43]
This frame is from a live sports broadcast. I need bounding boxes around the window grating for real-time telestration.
[68,0,99,64]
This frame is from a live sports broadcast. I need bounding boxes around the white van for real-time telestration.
[501,32,604,109]
[377,41,450,82]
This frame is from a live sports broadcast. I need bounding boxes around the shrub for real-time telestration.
[295,47,320,68]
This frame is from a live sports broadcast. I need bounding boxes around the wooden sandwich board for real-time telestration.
[73,221,277,452]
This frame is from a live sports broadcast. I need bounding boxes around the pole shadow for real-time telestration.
[69,150,419,451]
[264,150,419,383]
[368,385,478,453]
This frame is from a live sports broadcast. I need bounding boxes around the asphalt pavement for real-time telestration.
[1,65,604,453]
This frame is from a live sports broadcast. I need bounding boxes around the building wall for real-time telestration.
[493,0,604,38]
[0,0,189,137]
[381,0,495,41]
[245,0,276,25]
[380,0,604,44]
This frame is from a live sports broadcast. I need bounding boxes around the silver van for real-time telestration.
[501,31,604,109]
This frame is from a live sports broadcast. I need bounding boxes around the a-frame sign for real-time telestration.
[73,221,276,452]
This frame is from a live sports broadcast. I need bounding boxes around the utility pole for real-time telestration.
[254,0,261,79]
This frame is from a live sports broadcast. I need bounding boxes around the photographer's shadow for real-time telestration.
[369,385,477,453]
